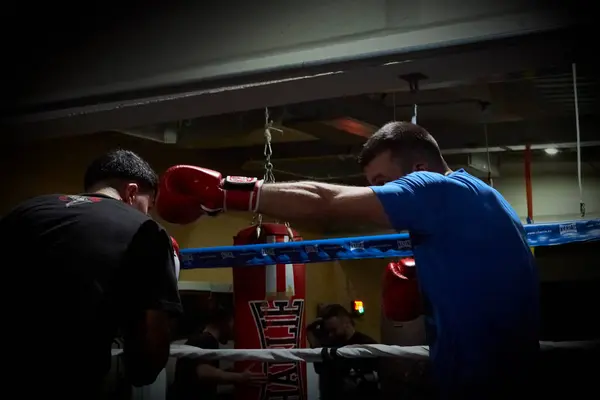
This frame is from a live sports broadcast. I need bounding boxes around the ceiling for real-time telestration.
[115,64,599,183]
[4,27,597,184]
[122,64,600,148]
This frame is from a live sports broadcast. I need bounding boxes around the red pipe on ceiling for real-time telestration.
[524,144,534,224]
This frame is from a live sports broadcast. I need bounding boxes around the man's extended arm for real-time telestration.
[257,182,391,228]
[155,166,395,229]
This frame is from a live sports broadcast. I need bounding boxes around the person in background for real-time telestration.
[0,149,182,398]
[172,307,266,400]
[307,304,380,400]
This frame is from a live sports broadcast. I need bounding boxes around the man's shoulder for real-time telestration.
[407,169,484,186]
[446,169,489,188]
[74,193,149,216]
[65,194,156,229]
[2,194,84,229]
[3,193,155,241]
[389,171,461,191]
[6,193,147,218]
[5,194,63,214]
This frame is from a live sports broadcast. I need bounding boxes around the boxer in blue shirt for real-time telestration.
[156,121,540,399]
[367,153,540,397]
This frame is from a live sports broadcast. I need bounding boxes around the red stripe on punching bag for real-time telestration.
[232,224,307,400]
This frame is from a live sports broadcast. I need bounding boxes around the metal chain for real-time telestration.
[253,107,282,231]
[263,107,277,184]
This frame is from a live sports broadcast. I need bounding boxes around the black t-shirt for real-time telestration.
[172,332,221,400]
[0,194,182,395]
[315,331,380,400]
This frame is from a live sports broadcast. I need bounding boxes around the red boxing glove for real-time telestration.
[171,236,181,280]
[155,165,263,224]
[382,258,422,322]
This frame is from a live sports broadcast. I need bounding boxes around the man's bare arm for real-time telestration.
[257,182,392,229]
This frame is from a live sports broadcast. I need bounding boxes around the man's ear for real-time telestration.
[123,183,140,205]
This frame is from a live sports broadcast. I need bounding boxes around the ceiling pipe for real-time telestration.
[112,127,178,144]
[393,98,485,108]
[242,140,600,182]
[242,141,600,170]
[442,141,600,155]
[524,144,534,224]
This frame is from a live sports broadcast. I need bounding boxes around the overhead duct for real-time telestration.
[443,141,600,154]
[466,153,500,178]
[112,126,178,144]
[242,155,362,182]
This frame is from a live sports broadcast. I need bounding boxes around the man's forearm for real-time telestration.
[257,181,341,221]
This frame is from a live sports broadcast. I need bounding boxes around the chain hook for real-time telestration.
[253,107,283,237]
[262,107,280,185]
[400,73,427,124]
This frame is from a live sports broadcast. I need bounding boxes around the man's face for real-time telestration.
[363,150,407,186]
[323,316,349,341]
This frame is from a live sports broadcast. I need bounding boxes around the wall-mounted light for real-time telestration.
[544,148,559,156]
[351,300,365,317]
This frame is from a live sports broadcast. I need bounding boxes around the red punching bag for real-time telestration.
[233,223,307,400]
[382,258,422,322]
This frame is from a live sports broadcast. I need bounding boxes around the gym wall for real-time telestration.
[2,134,599,342]
[495,162,599,224]
[0,133,336,326]
[336,160,600,341]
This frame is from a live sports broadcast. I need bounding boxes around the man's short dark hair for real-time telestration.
[84,149,158,192]
[357,121,444,168]
[320,304,352,320]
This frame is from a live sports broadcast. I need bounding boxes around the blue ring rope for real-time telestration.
[180,219,600,269]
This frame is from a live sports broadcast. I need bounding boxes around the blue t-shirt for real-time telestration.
[371,170,539,390]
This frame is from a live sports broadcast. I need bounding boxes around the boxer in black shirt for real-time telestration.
[0,150,182,398]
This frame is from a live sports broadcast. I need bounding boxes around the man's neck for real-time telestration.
[91,187,122,201]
